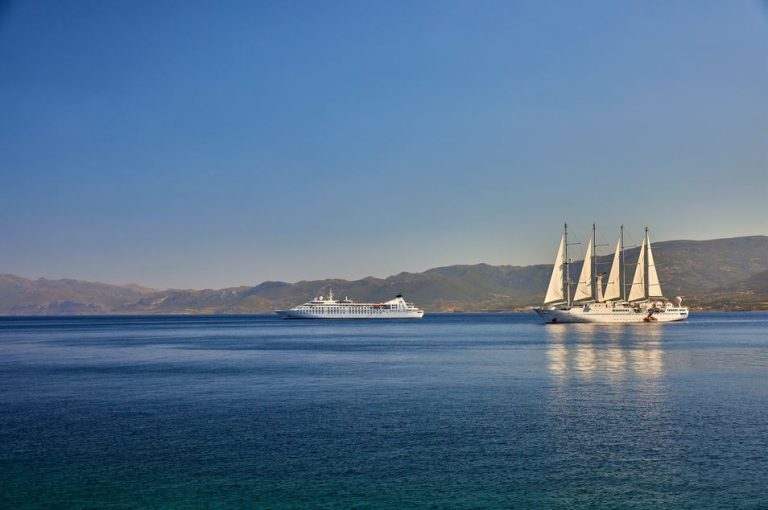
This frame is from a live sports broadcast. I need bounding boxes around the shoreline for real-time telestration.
[1,308,767,318]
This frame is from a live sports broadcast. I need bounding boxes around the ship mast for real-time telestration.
[592,223,597,301]
[563,222,585,307]
[620,225,626,302]
[644,227,649,301]
[564,222,571,307]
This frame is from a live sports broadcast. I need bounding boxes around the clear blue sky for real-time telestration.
[1,1,767,289]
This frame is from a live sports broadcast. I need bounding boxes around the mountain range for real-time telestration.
[2,235,767,315]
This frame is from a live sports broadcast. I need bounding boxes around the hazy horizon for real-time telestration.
[5,231,767,290]
[2,1,767,288]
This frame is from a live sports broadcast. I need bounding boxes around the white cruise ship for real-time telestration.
[276,290,424,319]
[534,224,689,324]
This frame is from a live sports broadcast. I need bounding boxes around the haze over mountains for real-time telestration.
[2,235,767,315]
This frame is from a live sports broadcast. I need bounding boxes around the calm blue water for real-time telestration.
[1,313,767,509]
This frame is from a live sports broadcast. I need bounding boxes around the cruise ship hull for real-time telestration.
[276,309,424,319]
[277,291,424,319]
[534,305,688,324]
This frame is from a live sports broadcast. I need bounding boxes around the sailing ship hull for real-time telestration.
[535,304,688,324]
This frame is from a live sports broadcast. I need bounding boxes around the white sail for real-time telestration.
[543,234,566,304]
[573,234,593,301]
[646,232,663,297]
[628,235,646,302]
[603,237,622,301]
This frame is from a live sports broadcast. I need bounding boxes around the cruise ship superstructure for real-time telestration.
[276,290,424,319]
[534,224,689,324]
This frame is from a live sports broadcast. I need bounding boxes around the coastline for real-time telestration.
[1,307,767,318]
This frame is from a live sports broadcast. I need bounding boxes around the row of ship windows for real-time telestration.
[607,308,687,312]
[579,307,686,314]
[300,306,398,310]
[297,308,396,313]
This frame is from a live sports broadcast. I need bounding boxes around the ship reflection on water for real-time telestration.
[545,324,665,381]
[542,322,678,492]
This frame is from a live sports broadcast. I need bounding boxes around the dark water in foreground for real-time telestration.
[1,313,767,509]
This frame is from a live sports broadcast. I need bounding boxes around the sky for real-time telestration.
[1,0,767,289]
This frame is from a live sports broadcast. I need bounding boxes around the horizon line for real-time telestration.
[3,232,766,292]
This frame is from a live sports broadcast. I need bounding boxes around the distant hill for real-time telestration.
[690,268,768,310]
[0,274,154,315]
[1,235,767,314]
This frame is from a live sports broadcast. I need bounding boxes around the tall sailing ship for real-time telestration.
[534,224,689,324]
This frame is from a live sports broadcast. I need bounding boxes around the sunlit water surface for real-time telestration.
[1,313,767,508]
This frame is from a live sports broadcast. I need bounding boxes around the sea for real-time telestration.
[1,312,767,509]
